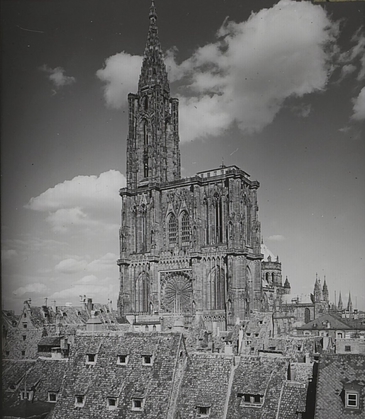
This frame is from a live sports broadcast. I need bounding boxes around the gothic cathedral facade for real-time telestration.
[117,2,264,330]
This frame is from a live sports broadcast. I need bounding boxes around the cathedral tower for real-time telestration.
[126,1,180,190]
[117,2,263,330]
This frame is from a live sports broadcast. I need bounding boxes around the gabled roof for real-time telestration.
[298,313,351,330]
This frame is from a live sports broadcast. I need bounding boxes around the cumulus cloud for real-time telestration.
[25,170,125,233]
[13,282,50,296]
[49,277,116,303]
[54,253,118,274]
[96,52,143,108]
[55,258,88,274]
[267,235,286,242]
[97,1,338,141]
[339,27,365,81]
[351,86,365,120]
[40,65,76,88]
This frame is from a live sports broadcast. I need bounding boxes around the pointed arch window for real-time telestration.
[135,272,149,313]
[181,212,190,243]
[213,193,223,243]
[208,266,225,310]
[143,121,149,178]
[168,214,177,246]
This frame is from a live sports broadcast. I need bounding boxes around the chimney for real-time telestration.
[87,298,93,313]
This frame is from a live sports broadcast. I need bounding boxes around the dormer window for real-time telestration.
[132,398,144,411]
[196,406,210,417]
[48,392,58,403]
[142,355,153,365]
[345,345,351,352]
[117,354,128,365]
[346,392,359,409]
[75,395,85,407]
[107,397,118,410]
[23,323,27,329]
[86,353,96,364]
[239,393,264,407]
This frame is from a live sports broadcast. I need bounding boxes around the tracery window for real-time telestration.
[208,266,225,310]
[181,212,190,243]
[168,214,178,245]
[135,272,149,313]
[213,193,223,243]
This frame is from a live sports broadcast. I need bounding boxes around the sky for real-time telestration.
[1,0,364,313]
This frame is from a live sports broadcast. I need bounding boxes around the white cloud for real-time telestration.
[54,253,118,275]
[25,170,125,233]
[267,235,286,242]
[13,283,50,297]
[49,278,116,304]
[96,52,143,108]
[87,253,117,271]
[174,0,338,141]
[55,258,88,274]
[340,64,357,80]
[339,27,365,81]
[76,275,99,285]
[40,65,76,88]
[351,87,365,121]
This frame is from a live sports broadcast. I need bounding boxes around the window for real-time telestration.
[22,335,26,341]
[239,393,264,406]
[86,354,96,364]
[346,392,359,408]
[107,397,118,410]
[142,355,152,365]
[5,351,9,356]
[132,398,144,411]
[345,345,351,352]
[75,395,85,407]
[197,406,210,417]
[21,350,25,357]
[168,214,177,245]
[181,212,190,243]
[23,323,27,329]
[21,391,31,400]
[48,392,58,403]
[117,354,128,365]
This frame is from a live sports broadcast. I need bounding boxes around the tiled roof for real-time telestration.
[298,313,350,330]
[314,354,365,419]
[227,356,289,419]
[176,353,233,417]
[38,336,62,347]
[277,381,308,418]
[51,331,184,419]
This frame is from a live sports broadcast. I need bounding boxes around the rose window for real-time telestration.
[162,274,192,313]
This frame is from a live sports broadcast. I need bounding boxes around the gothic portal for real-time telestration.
[117,2,265,330]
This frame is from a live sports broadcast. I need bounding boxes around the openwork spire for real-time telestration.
[138,0,169,92]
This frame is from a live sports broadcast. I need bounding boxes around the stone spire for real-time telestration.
[338,292,343,311]
[138,0,169,93]
[283,276,291,295]
[322,277,329,303]
[347,292,353,313]
[125,0,180,189]
[314,274,322,303]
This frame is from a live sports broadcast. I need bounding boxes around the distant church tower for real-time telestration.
[117,1,263,330]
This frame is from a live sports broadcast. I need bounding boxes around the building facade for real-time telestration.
[117,2,264,330]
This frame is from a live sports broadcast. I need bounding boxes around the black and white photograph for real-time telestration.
[1,0,365,418]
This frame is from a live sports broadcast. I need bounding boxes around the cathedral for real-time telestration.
[117,1,283,331]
